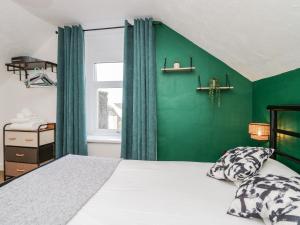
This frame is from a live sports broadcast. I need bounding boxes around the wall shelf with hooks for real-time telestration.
[5,56,57,81]
[196,73,234,91]
[197,86,234,91]
[5,56,57,88]
[196,74,234,107]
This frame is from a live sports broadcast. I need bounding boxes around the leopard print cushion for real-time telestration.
[228,174,300,225]
[207,147,274,184]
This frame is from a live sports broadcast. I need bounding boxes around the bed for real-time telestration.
[0,105,299,225]
[68,158,297,225]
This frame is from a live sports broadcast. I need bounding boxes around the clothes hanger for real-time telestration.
[24,68,57,88]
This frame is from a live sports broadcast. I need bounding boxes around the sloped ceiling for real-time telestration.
[0,0,55,65]
[12,0,300,81]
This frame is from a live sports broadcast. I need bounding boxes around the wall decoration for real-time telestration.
[197,74,234,107]
[209,78,221,106]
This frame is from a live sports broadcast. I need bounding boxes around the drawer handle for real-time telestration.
[15,153,25,157]
[25,139,33,142]
[8,137,16,141]
[16,169,25,172]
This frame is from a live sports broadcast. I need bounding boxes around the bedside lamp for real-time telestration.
[248,123,270,141]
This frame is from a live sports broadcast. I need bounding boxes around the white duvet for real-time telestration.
[68,159,298,225]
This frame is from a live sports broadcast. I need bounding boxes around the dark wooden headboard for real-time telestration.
[267,105,300,164]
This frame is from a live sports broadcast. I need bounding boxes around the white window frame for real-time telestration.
[86,62,123,139]
[85,28,124,142]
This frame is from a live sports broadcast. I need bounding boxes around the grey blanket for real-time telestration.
[0,155,121,225]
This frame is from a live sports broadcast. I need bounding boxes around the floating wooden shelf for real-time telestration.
[161,67,196,72]
[162,57,195,73]
[196,86,234,91]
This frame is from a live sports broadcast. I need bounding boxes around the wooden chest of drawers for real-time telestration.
[3,123,56,180]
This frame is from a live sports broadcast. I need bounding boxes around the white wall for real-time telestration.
[0,0,57,170]
[88,142,120,158]
[0,2,121,170]
[0,39,58,170]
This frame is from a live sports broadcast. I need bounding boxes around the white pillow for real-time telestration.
[260,158,298,177]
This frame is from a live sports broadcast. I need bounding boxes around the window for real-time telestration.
[86,61,123,139]
[95,63,123,131]
[85,28,124,141]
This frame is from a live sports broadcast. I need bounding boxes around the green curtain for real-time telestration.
[121,18,157,160]
[56,25,87,158]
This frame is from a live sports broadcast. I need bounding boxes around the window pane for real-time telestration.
[97,88,122,130]
[96,62,123,82]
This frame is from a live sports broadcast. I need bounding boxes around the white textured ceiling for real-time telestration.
[12,0,300,81]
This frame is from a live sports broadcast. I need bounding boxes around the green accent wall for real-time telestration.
[253,68,300,173]
[156,24,253,162]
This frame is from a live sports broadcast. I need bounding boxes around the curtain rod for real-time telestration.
[84,26,125,32]
[55,22,161,34]
[55,25,125,34]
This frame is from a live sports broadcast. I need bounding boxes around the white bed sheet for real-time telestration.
[68,159,297,225]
